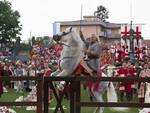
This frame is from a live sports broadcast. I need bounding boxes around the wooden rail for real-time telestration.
[44,76,150,113]
[1,76,150,113]
[0,76,43,113]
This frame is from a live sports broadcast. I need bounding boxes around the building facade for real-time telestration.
[53,16,121,46]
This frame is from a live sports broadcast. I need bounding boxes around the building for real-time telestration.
[53,16,121,46]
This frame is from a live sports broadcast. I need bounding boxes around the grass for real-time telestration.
[0,88,35,113]
[49,85,139,113]
[0,86,139,113]
[0,88,28,102]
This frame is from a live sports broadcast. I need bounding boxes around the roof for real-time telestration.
[58,20,121,29]
[105,22,121,29]
[55,15,121,29]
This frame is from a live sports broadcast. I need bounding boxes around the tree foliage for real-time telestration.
[94,5,109,22]
[0,0,22,48]
[36,36,44,44]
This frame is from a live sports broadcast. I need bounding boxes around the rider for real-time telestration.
[80,31,101,102]
[80,31,101,75]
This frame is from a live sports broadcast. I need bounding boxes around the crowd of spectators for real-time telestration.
[0,43,63,96]
[0,36,150,105]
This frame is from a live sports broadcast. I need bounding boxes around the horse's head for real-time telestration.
[51,27,85,78]
[53,27,73,43]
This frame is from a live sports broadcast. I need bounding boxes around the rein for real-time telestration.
[57,42,70,47]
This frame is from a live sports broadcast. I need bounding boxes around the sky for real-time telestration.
[8,0,150,40]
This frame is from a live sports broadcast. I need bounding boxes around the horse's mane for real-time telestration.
[66,28,84,46]
[60,28,85,55]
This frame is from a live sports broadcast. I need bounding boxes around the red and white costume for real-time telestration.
[115,47,124,63]
[125,67,136,93]
[124,46,129,59]
[117,66,136,93]
[43,68,52,77]
[135,47,141,60]
[116,66,128,92]
[101,50,113,65]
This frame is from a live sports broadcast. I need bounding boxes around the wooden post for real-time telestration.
[37,76,43,113]
[43,80,49,113]
[70,80,75,113]
[75,80,81,113]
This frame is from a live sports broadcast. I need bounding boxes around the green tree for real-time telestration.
[36,36,44,44]
[94,5,109,22]
[0,0,22,50]
[20,41,31,51]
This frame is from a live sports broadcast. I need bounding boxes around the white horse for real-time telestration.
[52,27,127,113]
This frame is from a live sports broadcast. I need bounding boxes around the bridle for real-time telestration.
[53,27,72,47]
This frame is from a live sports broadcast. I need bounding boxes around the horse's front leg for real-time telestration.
[55,70,71,91]
[56,69,70,77]
[93,107,100,113]
[51,69,61,77]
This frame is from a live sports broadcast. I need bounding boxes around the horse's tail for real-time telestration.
[107,82,128,111]
[145,82,150,103]
[107,82,117,102]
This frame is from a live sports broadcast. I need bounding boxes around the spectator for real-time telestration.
[126,61,136,102]
[3,61,12,89]
[116,61,128,101]
[14,60,24,93]
[138,63,150,103]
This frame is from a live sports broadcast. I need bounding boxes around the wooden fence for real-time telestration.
[44,76,150,113]
[0,76,43,113]
[1,76,150,113]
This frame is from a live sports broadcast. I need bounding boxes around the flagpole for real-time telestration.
[130,0,133,22]
[80,4,83,32]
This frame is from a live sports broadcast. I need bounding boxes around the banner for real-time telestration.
[121,24,142,36]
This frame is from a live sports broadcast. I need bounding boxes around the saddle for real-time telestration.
[73,59,96,76]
